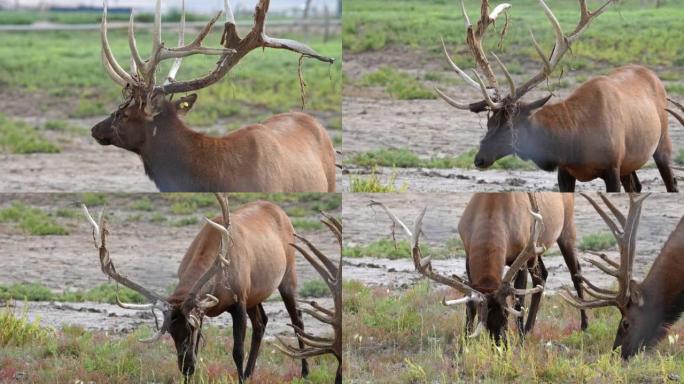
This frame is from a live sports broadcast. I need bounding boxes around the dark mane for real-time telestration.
[662,289,684,328]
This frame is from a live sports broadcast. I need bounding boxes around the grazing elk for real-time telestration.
[82,194,309,383]
[371,192,588,343]
[276,213,343,384]
[436,0,679,192]
[93,0,336,192]
[563,193,684,359]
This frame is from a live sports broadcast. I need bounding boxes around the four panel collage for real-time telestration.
[0,0,682,383]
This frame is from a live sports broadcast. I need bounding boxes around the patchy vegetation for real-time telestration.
[349,168,407,193]
[0,113,59,154]
[0,305,337,383]
[579,232,618,252]
[0,282,145,304]
[344,238,464,260]
[299,280,330,298]
[676,149,684,165]
[361,67,435,100]
[344,280,684,383]
[0,203,67,235]
[350,148,536,171]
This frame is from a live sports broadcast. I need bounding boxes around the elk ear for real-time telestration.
[520,94,553,111]
[174,94,198,116]
[145,92,168,117]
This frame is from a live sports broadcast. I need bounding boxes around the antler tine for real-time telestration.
[515,0,614,100]
[620,193,650,298]
[560,287,616,309]
[278,212,342,384]
[183,194,232,318]
[101,0,135,86]
[82,204,167,306]
[165,0,185,84]
[502,193,544,284]
[369,201,478,296]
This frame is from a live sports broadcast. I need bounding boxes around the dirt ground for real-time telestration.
[342,193,684,293]
[341,49,684,192]
[0,194,340,339]
[0,114,343,193]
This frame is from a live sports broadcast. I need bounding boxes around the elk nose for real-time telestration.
[474,156,486,168]
[182,365,195,377]
[91,123,112,145]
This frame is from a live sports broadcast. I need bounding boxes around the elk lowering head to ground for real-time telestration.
[82,194,309,383]
[92,0,336,192]
[562,193,684,359]
[371,193,588,343]
[436,0,678,193]
[275,213,343,384]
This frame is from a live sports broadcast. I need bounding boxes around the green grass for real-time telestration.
[131,197,153,211]
[0,202,68,235]
[0,10,218,26]
[0,305,53,347]
[0,28,340,125]
[580,232,617,251]
[81,193,107,206]
[344,279,684,383]
[292,218,325,231]
[676,149,684,165]
[0,113,59,154]
[349,168,408,192]
[344,0,684,71]
[0,311,337,383]
[0,282,146,304]
[350,148,536,170]
[344,237,463,260]
[361,67,435,100]
[172,217,199,227]
[299,280,330,298]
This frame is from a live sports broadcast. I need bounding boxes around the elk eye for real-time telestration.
[622,319,629,330]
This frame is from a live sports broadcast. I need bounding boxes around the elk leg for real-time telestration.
[229,302,248,383]
[603,168,621,192]
[279,286,310,378]
[557,234,589,331]
[244,304,267,379]
[464,258,475,335]
[620,172,642,193]
[654,149,679,192]
[523,259,547,334]
[557,169,576,192]
[513,269,528,339]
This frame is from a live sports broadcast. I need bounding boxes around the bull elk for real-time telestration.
[562,193,684,359]
[275,213,343,384]
[92,0,336,192]
[436,0,679,193]
[82,194,309,383]
[371,192,588,343]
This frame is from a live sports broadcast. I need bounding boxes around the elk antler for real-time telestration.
[437,0,614,111]
[275,212,342,384]
[561,193,650,311]
[101,0,334,96]
[183,193,232,328]
[82,203,171,343]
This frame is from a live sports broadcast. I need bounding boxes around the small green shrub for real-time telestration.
[0,203,68,235]
[0,305,53,346]
[299,280,330,298]
[292,218,325,231]
[131,197,153,211]
[82,193,107,206]
[579,232,617,251]
[349,168,407,192]
[675,149,684,165]
[0,113,60,154]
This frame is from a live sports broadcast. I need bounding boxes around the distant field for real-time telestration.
[344,0,684,70]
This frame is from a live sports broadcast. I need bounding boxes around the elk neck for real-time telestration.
[639,217,684,328]
[139,112,238,192]
[514,103,583,172]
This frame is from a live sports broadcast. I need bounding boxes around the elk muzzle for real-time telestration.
[91,117,114,146]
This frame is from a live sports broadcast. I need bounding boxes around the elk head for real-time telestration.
[275,212,343,384]
[370,193,545,342]
[436,0,614,169]
[93,0,333,154]
[561,193,653,359]
[82,193,232,377]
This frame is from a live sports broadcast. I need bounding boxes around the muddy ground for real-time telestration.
[341,48,684,192]
[0,114,343,193]
[342,193,684,293]
[0,194,340,339]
